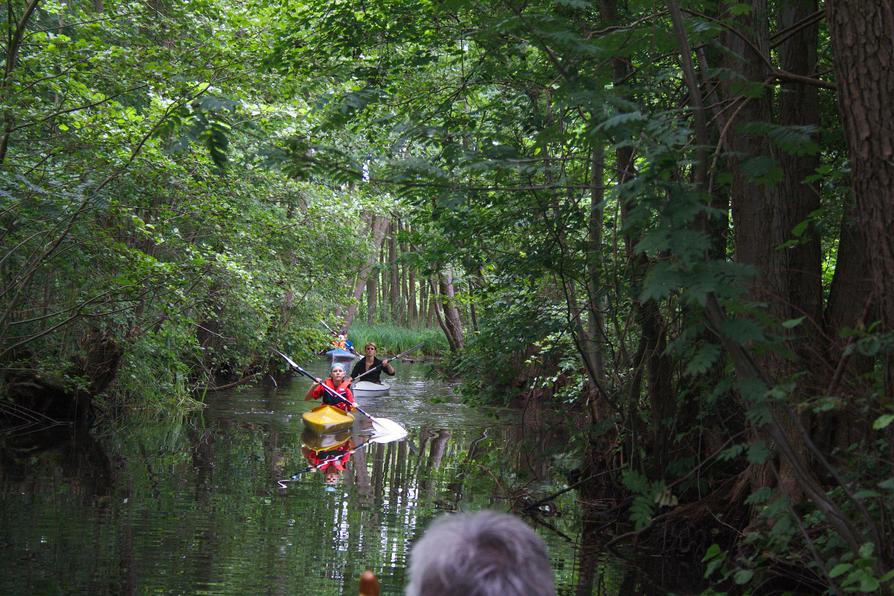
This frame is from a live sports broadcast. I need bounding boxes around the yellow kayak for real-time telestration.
[302,405,355,433]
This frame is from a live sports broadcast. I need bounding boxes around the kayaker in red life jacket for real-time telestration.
[305,362,355,412]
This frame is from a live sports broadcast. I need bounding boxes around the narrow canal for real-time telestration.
[1,361,638,594]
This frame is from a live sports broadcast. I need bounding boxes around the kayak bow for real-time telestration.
[353,380,390,398]
[302,405,355,433]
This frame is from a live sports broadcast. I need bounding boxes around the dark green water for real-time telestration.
[0,361,627,594]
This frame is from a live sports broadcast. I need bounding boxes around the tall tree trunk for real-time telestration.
[366,267,379,325]
[419,273,428,326]
[778,0,823,381]
[775,0,825,499]
[399,220,409,325]
[342,215,388,330]
[428,277,455,351]
[827,1,894,400]
[433,269,464,351]
[406,225,417,325]
[388,220,399,322]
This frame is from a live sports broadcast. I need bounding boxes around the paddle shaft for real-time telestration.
[351,341,424,384]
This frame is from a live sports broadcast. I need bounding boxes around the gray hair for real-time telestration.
[406,510,556,596]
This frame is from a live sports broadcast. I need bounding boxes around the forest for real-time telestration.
[2,0,894,592]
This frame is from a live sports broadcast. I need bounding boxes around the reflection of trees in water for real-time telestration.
[2,412,634,594]
[0,425,112,499]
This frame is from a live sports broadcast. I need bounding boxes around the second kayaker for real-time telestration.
[349,342,395,384]
[305,362,355,411]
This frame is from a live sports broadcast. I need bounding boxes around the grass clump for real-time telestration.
[345,323,447,358]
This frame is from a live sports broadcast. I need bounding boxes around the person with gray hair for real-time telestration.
[405,510,556,596]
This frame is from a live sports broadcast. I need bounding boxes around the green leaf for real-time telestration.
[640,263,681,302]
[782,316,805,329]
[857,335,881,356]
[702,543,723,562]
[860,574,880,592]
[733,569,754,585]
[745,486,773,505]
[740,155,783,185]
[719,318,765,344]
[622,469,649,493]
[747,441,770,464]
[685,343,721,377]
[596,110,646,133]
[629,495,653,531]
[718,443,746,462]
[829,563,852,578]
[872,414,894,430]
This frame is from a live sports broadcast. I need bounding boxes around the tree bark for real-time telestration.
[366,266,379,325]
[431,269,464,351]
[718,0,812,500]
[778,0,824,392]
[827,1,894,399]
[406,225,417,325]
[388,220,399,322]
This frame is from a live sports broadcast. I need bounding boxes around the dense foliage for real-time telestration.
[0,0,375,411]
[4,0,894,591]
[268,0,894,591]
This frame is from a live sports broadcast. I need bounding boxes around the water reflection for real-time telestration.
[1,361,630,595]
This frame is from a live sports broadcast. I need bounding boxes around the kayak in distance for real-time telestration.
[352,380,390,398]
[326,348,357,365]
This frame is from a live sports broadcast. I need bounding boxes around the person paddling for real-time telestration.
[305,362,355,411]
[348,342,395,384]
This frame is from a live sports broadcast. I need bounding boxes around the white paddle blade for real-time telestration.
[370,418,408,442]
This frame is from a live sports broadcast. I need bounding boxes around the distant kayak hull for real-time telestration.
[326,348,357,365]
[353,380,390,398]
[302,405,355,433]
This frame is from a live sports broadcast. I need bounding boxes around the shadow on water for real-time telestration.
[1,360,710,594]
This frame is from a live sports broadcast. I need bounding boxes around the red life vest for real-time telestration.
[312,379,354,411]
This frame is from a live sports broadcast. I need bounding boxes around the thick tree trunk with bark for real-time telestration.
[720,0,808,500]
[431,269,464,351]
[778,0,823,362]
[827,1,894,399]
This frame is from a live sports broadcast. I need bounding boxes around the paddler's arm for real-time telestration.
[382,358,395,375]
[304,378,323,400]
